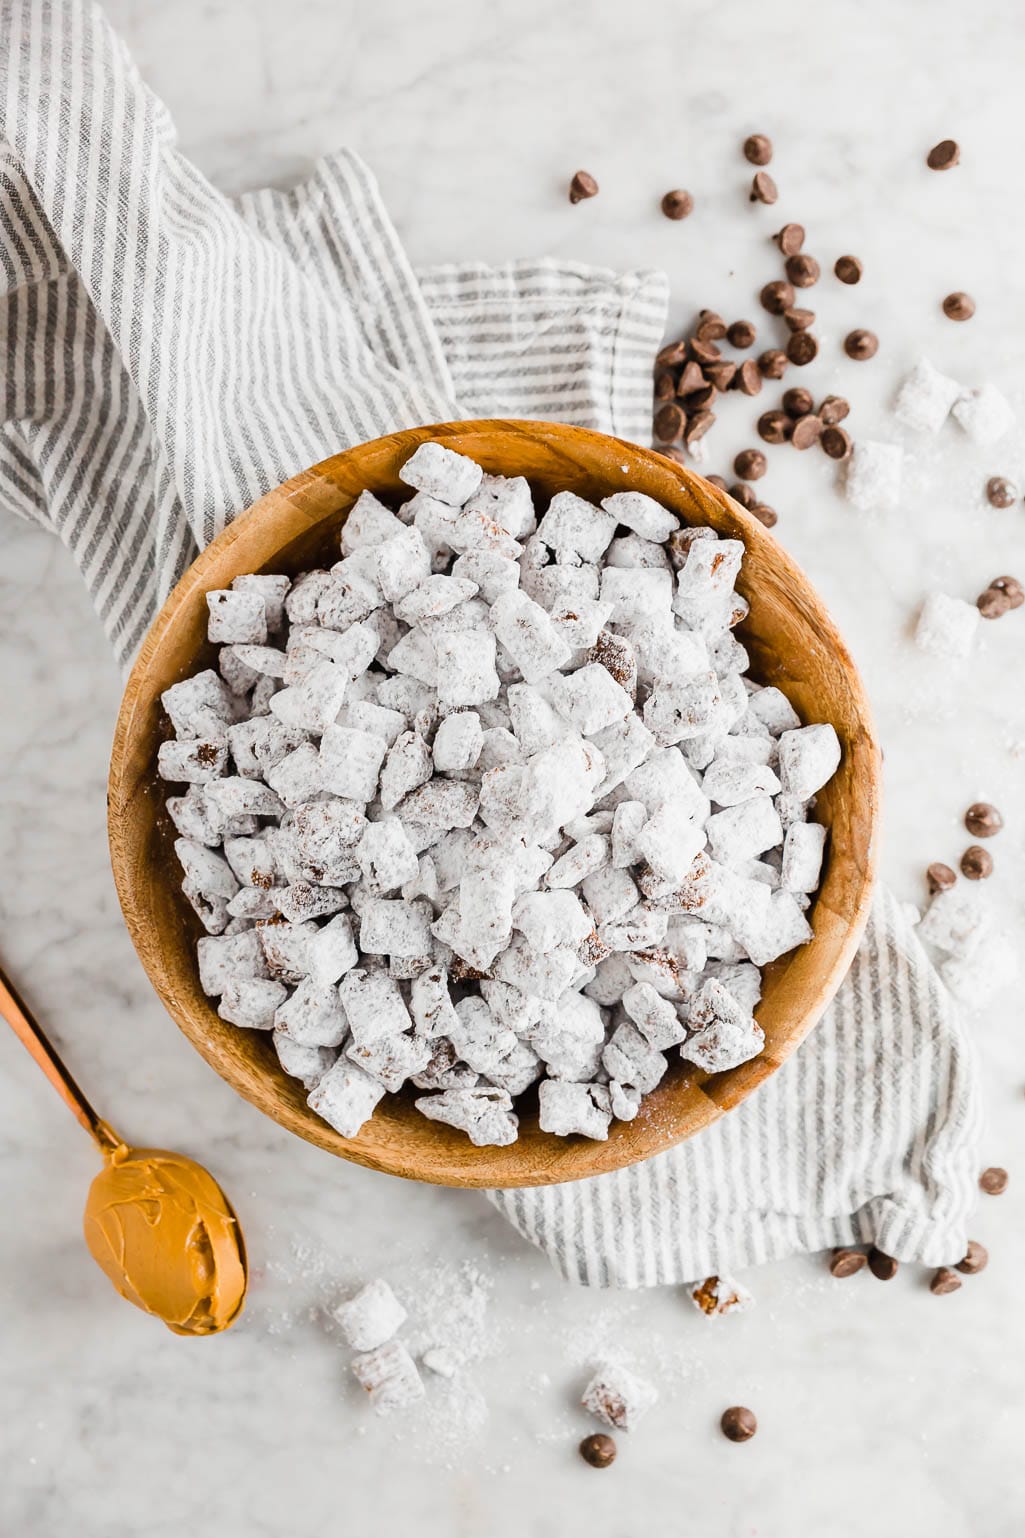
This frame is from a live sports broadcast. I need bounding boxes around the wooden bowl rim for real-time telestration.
[108,419,880,1187]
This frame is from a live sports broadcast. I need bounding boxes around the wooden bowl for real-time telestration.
[109,420,880,1188]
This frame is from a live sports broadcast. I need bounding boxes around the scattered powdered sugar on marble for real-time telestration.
[158,441,842,1146]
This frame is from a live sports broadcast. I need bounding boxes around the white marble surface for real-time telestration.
[3,1,1025,1533]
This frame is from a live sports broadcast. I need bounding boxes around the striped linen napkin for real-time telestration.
[1,0,980,1285]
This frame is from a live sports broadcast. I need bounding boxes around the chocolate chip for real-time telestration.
[942,291,975,321]
[819,394,851,425]
[721,1405,758,1442]
[791,414,823,450]
[727,319,757,349]
[569,170,599,204]
[656,339,689,369]
[734,448,767,481]
[844,329,878,360]
[696,310,728,342]
[758,409,792,444]
[743,134,772,166]
[820,425,852,460]
[961,844,993,880]
[989,575,1025,609]
[760,280,794,315]
[729,482,758,510]
[927,861,957,894]
[965,802,1003,837]
[785,253,820,288]
[977,586,1011,619]
[980,1166,1008,1195]
[705,474,729,491]
[690,337,722,365]
[661,189,694,220]
[704,361,737,392]
[677,359,708,396]
[786,331,818,366]
[750,171,778,205]
[654,402,686,443]
[658,444,688,465]
[927,139,960,171]
[750,503,778,528]
[683,409,716,446]
[654,371,677,402]
[867,1248,899,1281]
[834,254,863,285]
[733,359,763,396]
[783,386,814,418]
[783,307,815,332]
[930,1267,963,1296]
[579,1433,617,1468]
[986,476,1018,508]
[774,222,805,255]
[758,349,789,379]
[686,383,718,412]
[956,1240,989,1275]
[829,1247,867,1278]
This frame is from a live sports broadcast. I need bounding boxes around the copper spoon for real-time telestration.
[0,962,247,1335]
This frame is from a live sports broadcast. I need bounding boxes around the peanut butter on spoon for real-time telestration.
[1,965,247,1335]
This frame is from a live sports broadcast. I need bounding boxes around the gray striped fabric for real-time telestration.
[1,1,980,1285]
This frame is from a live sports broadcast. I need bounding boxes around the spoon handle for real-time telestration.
[0,963,122,1155]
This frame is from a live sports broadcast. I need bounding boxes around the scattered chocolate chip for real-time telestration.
[942,291,975,321]
[965,802,1003,838]
[783,306,815,332]
[661,189,694,220]
[696,310,728,341]
[930,1267,962,1296]
[690,337,722,366]
[927,861,957,894]
[927,139,960,171]
[705,474,729,491]
[844,329,878,360]
[677,359,708,395]
[656,339,688,369]
[867,1248,899,1281]
[774,222,805,255]
[729,482,758,510]
[658,444,688,465]
[791,414,823,450]
[704,360,737,392]
[654,402,686,443]
[961,844,993,880]
[980,1166,1008,1195]
[686,383,718,412]
[569,170,599,204]
[819,394,851,425]
[684,409,716,446]
[820,425,852,460]
[986,476,1018,508]
[976,587,1010,619]
[989,575,1025,609]
[829,1247,867,1278]
[750,171,778,205]
[721,1406,758,1442]
[750,503,778,528]
[758,348,788,379]
[733,359,763,396]
[782,387,814,418]
[656,374,681,406]
[579,1433,617,1468]
[785,253,820,288]
[786,331,818,366]
[734,448,767,481]
[834,254,863,285]
[760,280,794,315]
[727,319,757,349]
[956,1240,989,1275]
[758,409,792,444]
[743,134,773,165]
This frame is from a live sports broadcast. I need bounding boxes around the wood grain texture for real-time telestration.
[108,421,881,1188]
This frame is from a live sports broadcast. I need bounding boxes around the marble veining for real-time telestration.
[2,0,1024,1533]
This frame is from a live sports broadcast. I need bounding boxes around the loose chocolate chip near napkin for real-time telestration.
[1,0,980,1285]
